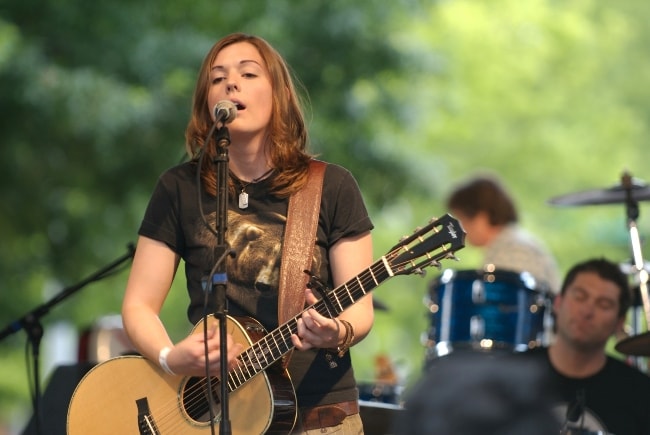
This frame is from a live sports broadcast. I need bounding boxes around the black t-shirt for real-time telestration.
[525,347,650,435]
[138,160,374,407]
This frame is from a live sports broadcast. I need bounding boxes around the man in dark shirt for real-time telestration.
[527,257,650,435]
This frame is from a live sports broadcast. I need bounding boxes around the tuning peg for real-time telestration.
[413,268,427,276]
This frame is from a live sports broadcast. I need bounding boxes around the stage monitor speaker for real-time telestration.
[360,400,404,435]
[21,363,94,435]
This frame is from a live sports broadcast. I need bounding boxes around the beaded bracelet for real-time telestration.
[336,319,355,357]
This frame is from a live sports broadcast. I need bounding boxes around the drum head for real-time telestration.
[78,315,136,363]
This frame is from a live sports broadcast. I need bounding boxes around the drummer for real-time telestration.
[522,257,650,435]
[446,173,561,294]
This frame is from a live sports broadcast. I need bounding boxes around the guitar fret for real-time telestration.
[238,351,251,372]
[228,363,243,390]
[258,339,271,366]
[355,275,365,297]
[244,355,258,374]
[342,282,354,304]
[282,324,293,352]
[228,374,238,391]
[369,266,379,286]
[331,289,343,312]
[231,369,241,388]
[242,349,256,373]
[266,333,282,360]
[269,331,281,358]
[283,323,295,351]
[277,326,289,352]
[243,357,255,377]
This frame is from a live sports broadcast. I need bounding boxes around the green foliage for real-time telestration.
[1,0,650,427]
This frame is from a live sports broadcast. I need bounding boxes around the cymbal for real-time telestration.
[615,331,650,356]
[548,178,650,206]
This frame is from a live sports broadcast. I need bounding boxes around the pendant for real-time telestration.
[238,191,249,209]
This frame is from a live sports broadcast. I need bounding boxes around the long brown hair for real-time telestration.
[185,33,313,198]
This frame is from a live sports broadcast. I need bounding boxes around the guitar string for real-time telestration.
[140,244,436,431]
[145,323,296,431]
[159,272,385,430]
[152,328,296,431]
[75,218,459,432]
[143,263,381,431]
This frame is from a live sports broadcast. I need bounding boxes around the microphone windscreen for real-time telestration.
[213,100,237,124]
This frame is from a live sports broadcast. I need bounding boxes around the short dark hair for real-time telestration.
[446,175,518,225]
[396,352,559,435]
[560,257,631,318]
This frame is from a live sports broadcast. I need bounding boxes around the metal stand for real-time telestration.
[547,170,650,359]
[201,122,233,435]
[615,173,650,358]
[0,244,135,435]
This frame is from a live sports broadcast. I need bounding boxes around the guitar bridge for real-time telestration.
[136,397,160,435]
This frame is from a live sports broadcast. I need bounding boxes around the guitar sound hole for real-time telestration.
[182,377,222,423]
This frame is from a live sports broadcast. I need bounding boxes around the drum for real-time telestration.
[425,269,549,358]
[358,382,401,404]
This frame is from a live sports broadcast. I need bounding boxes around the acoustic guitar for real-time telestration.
[67,214,465,434]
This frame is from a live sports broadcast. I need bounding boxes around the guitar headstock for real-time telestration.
[386,214,465,276]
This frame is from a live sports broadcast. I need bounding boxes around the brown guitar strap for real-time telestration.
[278,159,326,368]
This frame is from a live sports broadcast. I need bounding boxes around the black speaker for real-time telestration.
[360,400,404,435]
[21,363,94,435]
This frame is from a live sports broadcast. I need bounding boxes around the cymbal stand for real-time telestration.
[622,173,650,323]
[619,172,650,366]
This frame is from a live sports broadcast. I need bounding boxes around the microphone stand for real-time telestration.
[0,243,135,435]
[207,123,233,435]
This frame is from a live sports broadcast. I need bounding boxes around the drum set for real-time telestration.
[424,267,551,359]
[423,171,650,364]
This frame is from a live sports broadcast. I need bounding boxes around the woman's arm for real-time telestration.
[292,231,374,351]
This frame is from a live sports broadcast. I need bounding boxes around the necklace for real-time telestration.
[233,167,274,209]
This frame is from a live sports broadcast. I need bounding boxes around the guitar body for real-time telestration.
[67,315,297,435]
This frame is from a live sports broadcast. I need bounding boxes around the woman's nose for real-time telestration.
[226,81,239,93]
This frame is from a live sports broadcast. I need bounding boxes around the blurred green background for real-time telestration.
[2,0,650,431]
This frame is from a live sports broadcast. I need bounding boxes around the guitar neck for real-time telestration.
[227,257,393,391]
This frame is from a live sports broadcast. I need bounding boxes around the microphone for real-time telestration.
[213,100,237,125]
[560,389,586,434]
